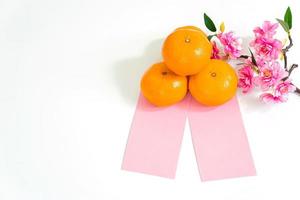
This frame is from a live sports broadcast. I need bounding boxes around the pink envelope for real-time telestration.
[188,96,256,181]
[122,94,189,178]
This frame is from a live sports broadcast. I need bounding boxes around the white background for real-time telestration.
[1,0,300,199]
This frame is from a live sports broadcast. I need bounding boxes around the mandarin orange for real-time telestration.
[162,27,212,76]
[189,59,238,106]
[140,62,187,106]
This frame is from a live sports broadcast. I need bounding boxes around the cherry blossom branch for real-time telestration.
[282,35,293,70]
[239,55,249,59]
[295,87,300,95]
[280,35,300,95]
[284,63,300,95]
[239,44,300,95]
[287,64,298,78]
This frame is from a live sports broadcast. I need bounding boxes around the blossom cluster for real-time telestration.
[204,8,298,103]
[211,31,242,60]
[237,21,295,103]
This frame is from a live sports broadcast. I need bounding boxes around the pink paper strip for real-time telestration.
[188,96,256,181]
[122,94,189,178]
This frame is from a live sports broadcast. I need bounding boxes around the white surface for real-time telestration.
[1,0,300,199]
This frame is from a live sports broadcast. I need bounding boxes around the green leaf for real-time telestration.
[207,35,213,41]
[276,18,290,33]
[284,7,292,29]
[249,48,257,66]
[204,13,217,32]
[248,49,260,73]
[207,34,217,41]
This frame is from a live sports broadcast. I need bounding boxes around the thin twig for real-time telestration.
[294,86,300,95]
[283,35,293,52]
[280,35,300,94]
[282,35,293,70]
[282,64,299,81]
[283,52,287,70]
[288,64,298,76]
[239,55,250,59]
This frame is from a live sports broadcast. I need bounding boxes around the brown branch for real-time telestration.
[282,35,293,70]
[283,35,293,52]
[288,64,298,76]
[283,52,287,70]
[239,55,250,59]
[282,64,299,81]
[294,86,300,95]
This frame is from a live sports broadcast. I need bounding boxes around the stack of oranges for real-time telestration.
[140,26,238,107]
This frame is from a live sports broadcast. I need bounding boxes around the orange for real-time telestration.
[189,59,238,106]
[162,26,212,76]
[141,62,187,106]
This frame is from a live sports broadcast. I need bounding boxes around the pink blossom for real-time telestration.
[255,61,288,90]
[274,80,296,96]
[250,37,282,60]
[217,31,242,59]
[253,21,279,38]
[260,93,286,103]
[250,21,282,61]
[255,56,267,69]
[211,41,221,59]
[243,56,265,69]
[260,80,295,103]
[238,65,255,93]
